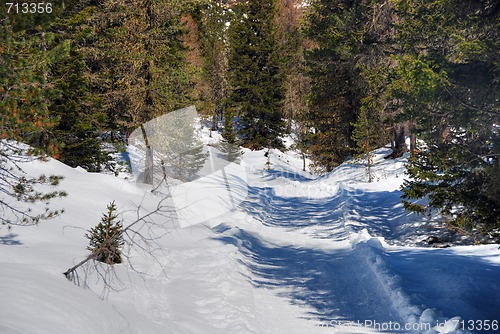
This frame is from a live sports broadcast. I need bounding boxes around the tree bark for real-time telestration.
[385,124,407,159]
[140,124,154,185]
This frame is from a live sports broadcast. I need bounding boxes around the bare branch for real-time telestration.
[63,196,176,294]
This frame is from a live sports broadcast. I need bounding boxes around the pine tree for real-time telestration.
[216,139,243,163]
[275,0,308,132]
[98,0,192,130]
[86,201,124,265]
[131,106,208,183]
[393,0,500,241]
[227,0,286,149]
[63,0,194,182]
[0,5,67,227]
[48,3,111,172]
[274,0,310,170]
[351,107,381,182]
[161,114,207,182]
[0,7,66,154]
[193,0,232,130]
[303,0,394,172]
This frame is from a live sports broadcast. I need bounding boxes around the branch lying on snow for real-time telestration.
[63,196,176,295]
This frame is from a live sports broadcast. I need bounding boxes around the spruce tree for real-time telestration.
[0,5,67,227]
[93,0,192,130]
[194,0,232,130]
[48,3,110,172]
[303,0,394,172]
[352,107,381,183]
[393,0,500,241]
[86,201,124,265]
[0,6,66,154]
[227,0,286,149]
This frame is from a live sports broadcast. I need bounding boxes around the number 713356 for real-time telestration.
[6,2,53,14]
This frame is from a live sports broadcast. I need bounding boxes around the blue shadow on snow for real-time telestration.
[214,227,405,325]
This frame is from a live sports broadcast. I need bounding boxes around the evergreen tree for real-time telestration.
[275,0,309,132]
[351,107,381,182]
[227,0,286,149]
[393,0,500,241]
[86,201,124,265]
[216,139,243,163]
[130,106,207,184]
[48,3,111,172]
[61,0,194,182]
[1,5,67,227]
[95,0,192,130]
[193,0,232,130]
[0,6,67,154]
[274,0,310,170]
[303,0,394,172]
[157,110,207,182]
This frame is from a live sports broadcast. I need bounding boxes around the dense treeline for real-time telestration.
[1,0,498,240]
[393,0,499,241]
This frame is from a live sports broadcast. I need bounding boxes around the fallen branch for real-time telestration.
[63,196,175,292]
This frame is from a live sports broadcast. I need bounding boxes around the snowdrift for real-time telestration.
[1,139,499,334]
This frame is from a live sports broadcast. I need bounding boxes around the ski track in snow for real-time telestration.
[209,148,500,333]
[1,142,500,334]
[214,184,418,331]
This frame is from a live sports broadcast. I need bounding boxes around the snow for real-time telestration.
[1,129,499,334]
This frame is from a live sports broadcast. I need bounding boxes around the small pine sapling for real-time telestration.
[352,108,380,183]
[86,201,124,265]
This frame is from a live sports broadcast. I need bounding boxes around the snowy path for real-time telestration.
[2,146,500,334]
[209,160,500,333]
[216,229,405,324]
[214,190,414,331]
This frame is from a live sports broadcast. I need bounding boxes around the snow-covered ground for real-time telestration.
[1,130,499,333]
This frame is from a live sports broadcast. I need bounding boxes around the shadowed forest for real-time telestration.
[1,0,499,240]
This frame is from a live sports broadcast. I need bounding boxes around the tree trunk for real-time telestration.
[140,124,154,185]
[367,153,374,183]
[385,124,407,159]
[409,121,417,156]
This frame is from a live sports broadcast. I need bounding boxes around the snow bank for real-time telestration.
[1,133,499,334]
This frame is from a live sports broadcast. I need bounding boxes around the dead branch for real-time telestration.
[63,196,176,294]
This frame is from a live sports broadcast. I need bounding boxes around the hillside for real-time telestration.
[1,137,499,334]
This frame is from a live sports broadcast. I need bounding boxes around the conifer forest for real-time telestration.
[1,0,499,241]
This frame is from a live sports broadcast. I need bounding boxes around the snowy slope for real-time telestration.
[1,138,499,334]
